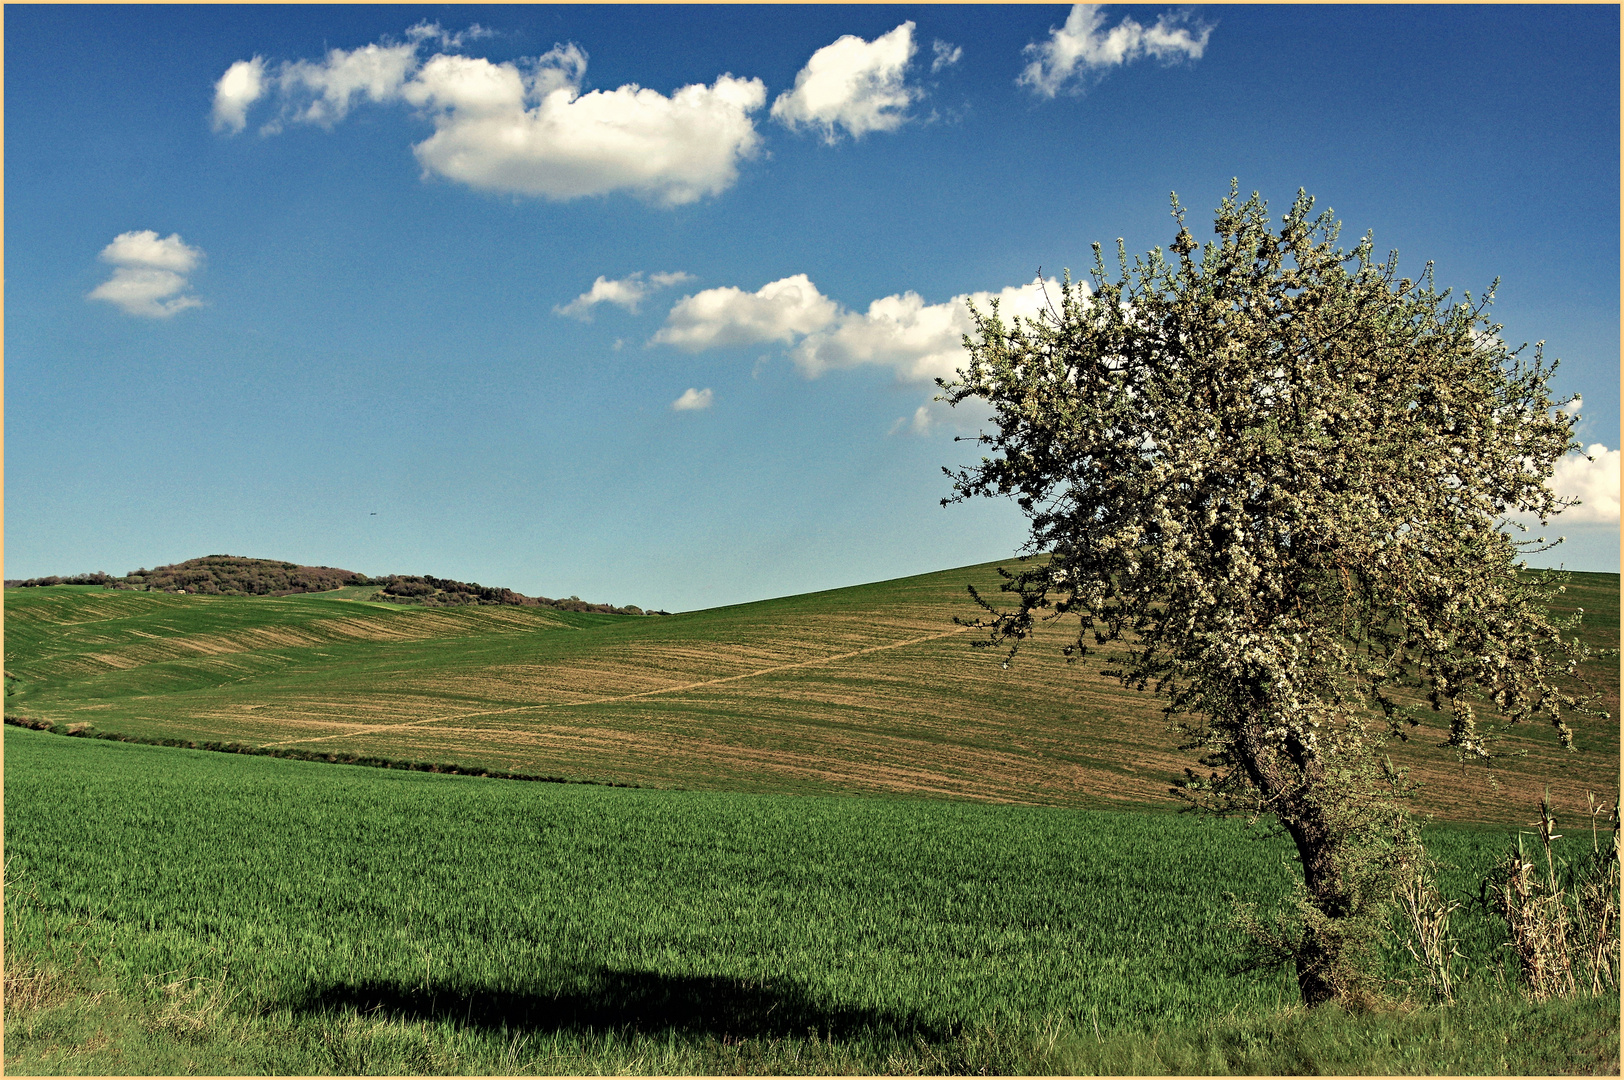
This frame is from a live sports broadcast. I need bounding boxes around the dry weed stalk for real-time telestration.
[1567,793,1621,994]
[1391,854,1465,1003]
[4,958,64,1014]
[151,971,238,1035]
[1483,790,1619,1000]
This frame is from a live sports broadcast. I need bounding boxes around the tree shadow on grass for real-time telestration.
[286,966,951,1044]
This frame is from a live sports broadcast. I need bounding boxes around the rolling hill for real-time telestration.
[4,560,1617,822]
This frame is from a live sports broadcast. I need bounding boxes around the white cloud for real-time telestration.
[406,21,494,50]
[652,272,1068,386]
[931,40,964,74]
[890,394,996,438]
[407,53,766,205]
[1019,4,1212,98]
[1549,445,1620,524]
[98,229,203,273]
[87,230,205,318]
[771,22,921,141]
[652,275,841,350]
[212,57,266,134]
[216,32,766,205]
[672,387,714,411]
[652,273,1069,435]
[556,271,694,319]
[88,270,203,319]
[276,40,420,128]
[793,277,1064,383]
[889,404,937,436]
[558,276,645,319]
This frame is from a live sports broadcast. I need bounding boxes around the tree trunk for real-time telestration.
[1293,927,1340,1007]
[1234,698,1367,1008]
[1281,807,1355,1007]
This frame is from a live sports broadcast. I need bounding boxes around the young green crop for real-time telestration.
[3,726,1296,1033]
[7,727,1616,1073]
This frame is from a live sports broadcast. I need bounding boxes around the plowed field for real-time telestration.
[5,564,1616,822]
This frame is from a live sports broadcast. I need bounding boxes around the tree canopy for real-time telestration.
[941,185,1598,1004]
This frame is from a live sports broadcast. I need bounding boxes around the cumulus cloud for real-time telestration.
[407,53,766,205]
[87,271,202,319]
[556,271,695,319]
[87,230,205,318]
[931,40,963,73]
[211,57,266,133]
[1019,3,1212,98]
[671,387,714,412]
[214,31,766,205]
[793,278,1062,383]
[99,230,203,273]
[652,272,1067,387]
[1549,444,1620,524]
[771,22,921,141]
[652,273,1075,436]
[652,275,842,351]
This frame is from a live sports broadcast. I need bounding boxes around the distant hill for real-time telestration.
[4,555,656,615]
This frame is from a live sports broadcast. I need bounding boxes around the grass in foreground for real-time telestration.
[5,726,1617,1074]
[6,977,1616,1075]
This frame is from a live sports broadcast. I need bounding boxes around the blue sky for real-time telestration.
[6,4,1619,610]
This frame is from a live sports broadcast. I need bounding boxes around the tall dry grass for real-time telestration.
[1482,790,1619,1001]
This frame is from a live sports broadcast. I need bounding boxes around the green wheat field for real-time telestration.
[4,562,1619,1073]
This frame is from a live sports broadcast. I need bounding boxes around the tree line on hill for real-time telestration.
[4,555,664,615]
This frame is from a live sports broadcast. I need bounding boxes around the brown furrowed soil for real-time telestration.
[4,566,1616,822]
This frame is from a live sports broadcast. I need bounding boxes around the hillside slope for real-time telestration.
[4,563,1617,821]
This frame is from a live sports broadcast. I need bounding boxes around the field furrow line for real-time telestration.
[260,625,972,747]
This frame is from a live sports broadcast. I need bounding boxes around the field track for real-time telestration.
[5,562,1617,821]
[258,625,974,749]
